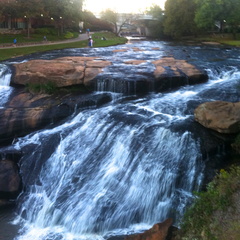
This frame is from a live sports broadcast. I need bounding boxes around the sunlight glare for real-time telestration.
[84,0,166,13]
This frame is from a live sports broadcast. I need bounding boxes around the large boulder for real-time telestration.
[0,90,112,145]
[194,101,240,134]
[12,57,112,89]
[124,218,173,240]
[12,56,208,94]
[152,57,208,91]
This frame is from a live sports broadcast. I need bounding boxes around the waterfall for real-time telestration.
[0,64,13,107]
[12,93,205,240]
[2,41,239,240]
[0,64,12,86]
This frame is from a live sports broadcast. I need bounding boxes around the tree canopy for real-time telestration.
[163,0,240,38]
[195,0,240,37]
[100,9,118,33]
[145,4,164,38]
[0,0,84,36]
[164,0,198,38]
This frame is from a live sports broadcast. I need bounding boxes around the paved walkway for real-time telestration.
[0,33,90,49]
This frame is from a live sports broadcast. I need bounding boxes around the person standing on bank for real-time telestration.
[88,37,93,47]
[13,38,17,47]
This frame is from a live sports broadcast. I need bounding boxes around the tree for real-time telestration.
[100,9,118,33]
[0,0,18,29]
[16,0,45,38]
[164,0,198,38]
[82,11,112,32]
[100,9,136,36]
[145,4,164,38]
[195,0,240,38]
[42,0,83,35]
[0,0,84,35]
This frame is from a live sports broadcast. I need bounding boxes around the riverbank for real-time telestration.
[0,32,127,61]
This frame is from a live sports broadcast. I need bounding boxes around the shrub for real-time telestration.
[180,166,240,240]
[35,28,51,35]
[232,133,240,153]
[64,31,74,39]
[26,82,57,94]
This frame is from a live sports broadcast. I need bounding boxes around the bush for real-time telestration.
[26,82,57,94]
[64,31,74,39]
[232,133,240,153]
[180,166,240,240]
[35,28,51,35]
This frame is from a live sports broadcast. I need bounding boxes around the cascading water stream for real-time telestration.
[1,41,240,240]
[13,98,204,240]
[13,68,240,240]
[0,64,13,107]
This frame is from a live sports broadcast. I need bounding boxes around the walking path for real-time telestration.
[0,33,89,49]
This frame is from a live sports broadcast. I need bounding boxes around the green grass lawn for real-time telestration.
[192,33,240,46]
[0,31,127,61]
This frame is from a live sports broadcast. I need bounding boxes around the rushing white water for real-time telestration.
[0,64,13,107]
[1,41,239,240]
[13,101,204,240]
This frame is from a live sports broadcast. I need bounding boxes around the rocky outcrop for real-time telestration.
[194,101,240,134]
[124,218,173,240]
[0,90,112,145]
[153,57,208,91]
[12,56,208,94]
[12,57,112,89]
[0,160,21,201]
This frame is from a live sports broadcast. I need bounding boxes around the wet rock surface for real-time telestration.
[12,57,112,89]
[1,40,240,239]
[0,89,112,145]
[12,55,208,94]
[0,159,21,202]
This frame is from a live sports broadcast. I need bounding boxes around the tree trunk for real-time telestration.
[7,14,11,29]
[27,18,32,38]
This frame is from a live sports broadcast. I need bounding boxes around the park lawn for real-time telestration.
[0,32,127,61]
[218,40,240,47]
[0,41,88,61]
[0,32,79,44]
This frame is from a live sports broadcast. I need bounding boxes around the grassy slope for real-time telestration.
[0,32,127,61]
[180,166,240,240]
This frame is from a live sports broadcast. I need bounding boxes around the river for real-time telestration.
[0,40,240,240]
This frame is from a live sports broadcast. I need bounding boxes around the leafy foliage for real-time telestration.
[194,0,240,38]
[145,4,164,38]
[0,0,84,37]
[164,0,198,38]
[180,166,240,240]
[26,82,57,94]
[100,9,118,33]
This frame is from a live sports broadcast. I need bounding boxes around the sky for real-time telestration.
[83,0,166,14]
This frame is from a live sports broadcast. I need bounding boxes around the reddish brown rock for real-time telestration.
[194,101,240,134]
[152,57,208,91]
[125,218,173,240]
[0,160,21,199]
[12,57,111,88]
[112,49,128,52]
[124,60,146,65]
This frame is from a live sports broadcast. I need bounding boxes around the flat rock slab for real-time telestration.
[13,57,112,88]
[12,56,208,93]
